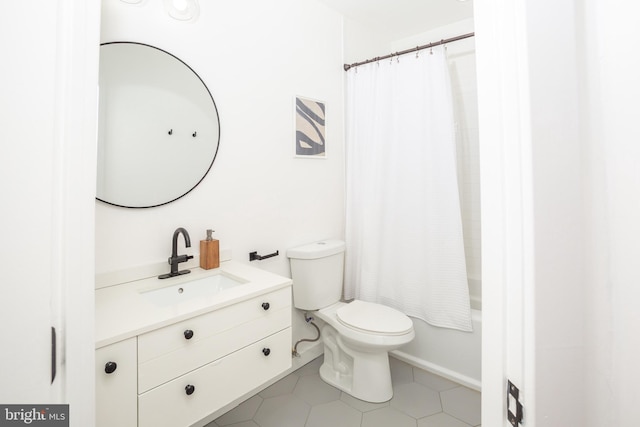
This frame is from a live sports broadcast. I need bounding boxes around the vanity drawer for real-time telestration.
[138,304,290,392]
[138,287,291,392]
[138,287,290,362]
[138,327,291,427]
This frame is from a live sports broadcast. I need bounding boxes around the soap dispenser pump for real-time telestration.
[199,229,219,270]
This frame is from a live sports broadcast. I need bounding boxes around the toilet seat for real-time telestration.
[336,300,413,336]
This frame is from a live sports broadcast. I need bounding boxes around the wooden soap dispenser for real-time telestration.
[199,229,219,270]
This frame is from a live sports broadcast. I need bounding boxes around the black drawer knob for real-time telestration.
[184,329,194,340]
[104,361,117,374]
[262,347,271,356]
[185,384,195,395]
[262,302,270,310]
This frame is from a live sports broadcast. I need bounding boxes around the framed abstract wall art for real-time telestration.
[295,96,326,158]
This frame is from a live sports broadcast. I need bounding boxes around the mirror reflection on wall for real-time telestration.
[97,42,220,208]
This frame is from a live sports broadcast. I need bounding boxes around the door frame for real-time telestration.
[475,0,535,425]
[55,1,101,425]
[477,0,587,425]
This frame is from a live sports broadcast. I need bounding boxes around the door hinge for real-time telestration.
[51,326,57,384]
[507,380,523,426]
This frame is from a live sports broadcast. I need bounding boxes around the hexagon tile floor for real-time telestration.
[207,355,481,427]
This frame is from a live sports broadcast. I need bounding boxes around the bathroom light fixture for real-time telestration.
[164,0,200,21]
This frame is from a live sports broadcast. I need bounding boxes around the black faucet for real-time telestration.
[158,227,194,279]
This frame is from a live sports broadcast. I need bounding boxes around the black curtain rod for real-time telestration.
[343,32,475,71]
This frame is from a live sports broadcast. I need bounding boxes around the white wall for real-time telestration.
[97,0,346,355]
[342,17,392,66]
[97,0,345,276]
[580,1,640,425]
[520,2,640,424]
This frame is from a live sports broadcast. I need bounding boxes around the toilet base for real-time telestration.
[319,324,393,403]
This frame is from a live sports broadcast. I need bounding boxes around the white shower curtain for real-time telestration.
[344,47,472,332]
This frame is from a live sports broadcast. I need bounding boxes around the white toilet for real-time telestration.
[287,240,415,403]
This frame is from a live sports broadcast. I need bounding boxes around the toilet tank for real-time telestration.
[286,240,346,310]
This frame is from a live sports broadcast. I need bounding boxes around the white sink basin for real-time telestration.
[141,273,246,306]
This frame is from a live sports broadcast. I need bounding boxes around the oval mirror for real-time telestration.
[97,42,220,208]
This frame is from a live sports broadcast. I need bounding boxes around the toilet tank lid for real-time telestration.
[287,240,346,260]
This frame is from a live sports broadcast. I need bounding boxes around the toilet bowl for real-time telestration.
[287,240,415,403]
[314,300,415,402]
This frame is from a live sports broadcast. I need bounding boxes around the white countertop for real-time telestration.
[95,260,292,349]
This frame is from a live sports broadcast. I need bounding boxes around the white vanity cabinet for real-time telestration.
[138,287,291,427]
[96,279,292,427]
[95,337,137,427]
[137,287,291,393]
[139,328,291,427]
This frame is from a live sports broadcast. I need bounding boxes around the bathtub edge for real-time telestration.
[390,350,482,392]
